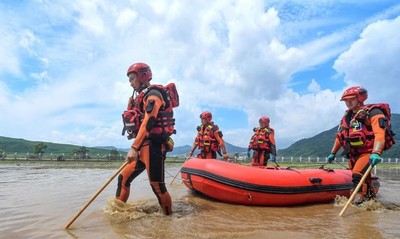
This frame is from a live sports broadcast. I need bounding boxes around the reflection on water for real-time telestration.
[0,164,399,239]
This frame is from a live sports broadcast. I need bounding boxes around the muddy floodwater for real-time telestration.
[0,163,399,239]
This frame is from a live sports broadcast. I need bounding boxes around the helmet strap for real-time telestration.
[135,84,147,93]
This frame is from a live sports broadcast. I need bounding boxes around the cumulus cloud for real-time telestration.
[307,79,321,92]
[0,20,20,75]
[334,16,400,112]
[0,0,399,151]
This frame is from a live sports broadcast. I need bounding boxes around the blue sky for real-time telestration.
[1,0,400,151]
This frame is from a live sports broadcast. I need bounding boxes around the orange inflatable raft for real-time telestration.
[181,158,380,206]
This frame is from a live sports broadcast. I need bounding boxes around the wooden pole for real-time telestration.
[64,161,128,229]
[339,165,373,217]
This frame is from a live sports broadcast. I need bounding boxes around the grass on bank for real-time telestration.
[1,158,399,169]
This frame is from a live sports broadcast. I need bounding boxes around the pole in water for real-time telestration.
[339,165,373,217]
[64,162,128,229]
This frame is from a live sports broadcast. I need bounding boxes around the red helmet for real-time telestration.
[259,116,270,125]
[127,62,152,83]
[340,86,368,103]
[200,111,212,122]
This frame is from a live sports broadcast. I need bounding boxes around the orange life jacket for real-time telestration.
[248,127,272,151]
[195,123,221,152]
[336,103,395,155]
[122,84,179,139]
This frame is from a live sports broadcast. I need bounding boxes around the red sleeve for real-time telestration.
[370,113,386,155]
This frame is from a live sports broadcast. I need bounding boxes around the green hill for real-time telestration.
[278,113,400,157]
[0,136,118,158]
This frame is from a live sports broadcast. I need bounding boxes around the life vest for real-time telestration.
[336,103,395,155]
[248,127,272,151]
[122,83,179,139]
[195,123,222,152]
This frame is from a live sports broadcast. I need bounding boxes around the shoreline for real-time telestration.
[1,158,399,169]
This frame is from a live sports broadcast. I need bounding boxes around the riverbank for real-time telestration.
[1,158,399,169]
[0,158,187,169]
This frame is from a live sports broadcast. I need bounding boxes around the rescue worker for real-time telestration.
[327,86,388,205]
[116,62,175,215]
[188,111,229,160]
[247,116,277,166]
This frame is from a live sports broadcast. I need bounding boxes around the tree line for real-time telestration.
[0,143,122,160]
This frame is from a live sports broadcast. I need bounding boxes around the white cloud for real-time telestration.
[0,0,399,151]
[0,20,20,75]
[73,1,106,36]
[334,16,400,112]
[115,9,137,29]
[19,29,38,55]
[0,81,10,106]
[307,79,321,92]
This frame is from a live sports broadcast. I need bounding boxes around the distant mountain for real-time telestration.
[0,135,248,158]
[0,136,115,156]
[167,145,191,157]
[277,127,337,157]
[1,113,399,158]
[278,113,400,158]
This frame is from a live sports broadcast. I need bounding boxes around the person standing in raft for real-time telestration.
[188,111,229,160]
[247,116,277,166]
[117,62,179,215]
[327,86,395,205]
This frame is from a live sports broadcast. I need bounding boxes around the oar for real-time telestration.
[339,165,373,217]
[170,157,189,185]
[64,161,128,229]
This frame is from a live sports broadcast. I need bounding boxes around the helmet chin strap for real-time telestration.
[134,84,148,93]
[351,103,363,112]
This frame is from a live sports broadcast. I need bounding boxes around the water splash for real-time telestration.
[333,195,349,206]
[102,196,202,223]
[333,195,386,212]
[103,197,161,223]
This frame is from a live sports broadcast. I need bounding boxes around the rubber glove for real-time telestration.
[369,153,382,166]
[327,153,335,163]
[270,155,276,162]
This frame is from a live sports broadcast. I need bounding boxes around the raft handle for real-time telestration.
[309,177,323,184]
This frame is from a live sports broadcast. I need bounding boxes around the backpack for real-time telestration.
[363,103,396,150]
[164,83,179,108]
[149,83,179,109]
